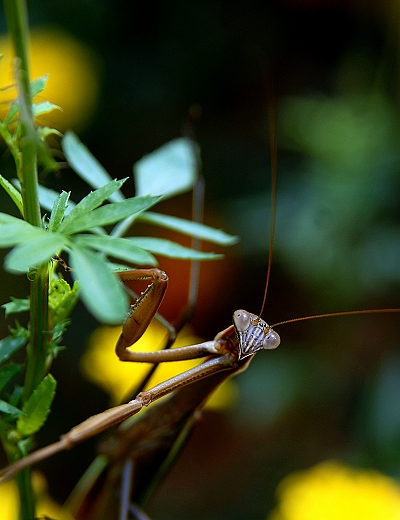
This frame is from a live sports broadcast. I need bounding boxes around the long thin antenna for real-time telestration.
[272,308,400,328]
[259,83,277,318]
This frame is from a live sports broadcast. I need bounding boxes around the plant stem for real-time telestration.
[3,1,50,518]
[16,469,35,520]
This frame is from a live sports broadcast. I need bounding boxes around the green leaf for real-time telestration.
[49,278,80,323]
[134,137,197,199]
[2,297,30,316]
[59,194,160,235]
[0,336,26,365]
[0,213,46,247]
[59,179,127,232]
[37,184,74,215]
[30,75,49,97]
[0,363,21,393]
[69,244,128,324]
[130,237,224,260]
[0,175,23,214]
[32,101,62,117]
[17,374,57,437]
[4,76,49,124]
[4,232,67,273]
[36,185,106,236]
[72,234,157,266]
[137,212,239,246]
[62,131,125,202]
[48,191,70,232]
[38,126,63,140]
[0,399,23,416]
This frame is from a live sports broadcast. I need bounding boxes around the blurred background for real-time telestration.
[0,1,400,519]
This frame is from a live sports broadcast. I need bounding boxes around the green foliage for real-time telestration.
[0,15,237,519]
[0,4,238,518]
[16,375,57,437]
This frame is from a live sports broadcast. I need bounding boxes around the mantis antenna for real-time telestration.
[259,81,277,319]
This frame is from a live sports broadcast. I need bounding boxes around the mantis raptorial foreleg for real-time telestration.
[0,279,281,484]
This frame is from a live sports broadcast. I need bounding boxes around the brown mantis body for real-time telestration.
[1,264,398,519]
[0,268,281,493]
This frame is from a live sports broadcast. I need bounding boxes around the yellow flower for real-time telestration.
[268,460,400,520]
[0,472,75,520]
[80,320,238,410]
[0,27,100,131]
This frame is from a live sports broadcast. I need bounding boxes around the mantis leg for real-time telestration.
[115,268,169,362]
[0,338,237,483]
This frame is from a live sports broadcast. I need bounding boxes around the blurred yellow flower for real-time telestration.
[268,460,400,520]
[0,27,100,131]
[0,471,75,520]
[80,320,238,411]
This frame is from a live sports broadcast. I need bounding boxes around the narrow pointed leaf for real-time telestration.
[130,237,223,260]
[0,175,23,214]
[137,212,239,245]
[0,400,23,416]
[72,234,157,266]
[5,232,67,273]
[37,184,74,214]
[17,374,57,436]
[30,75,48,96]
[48,191,70,232]
[36,185,106,235]
[0,336,26,365]
[69,244,128,324]
[134,137,197,199]
[62,131,125,202]
[59,179,127,232]
[60,195,160,235]
[2,298,30,316]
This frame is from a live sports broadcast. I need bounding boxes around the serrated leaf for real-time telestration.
[62,132,124,202]
[69,245,128,324]
[17,374,57,437]
[36,184,107,236]
[36,184,74,214]
[72,234,157,266]
[0,336,26,365]
[48,191,70,232]
[5,232,67,273]
[0,399,23,416]
[60,194,160,235]
[0,175,23,214]
[134,137,197,199]
[0,363,21,393]
[137,212,239,245]
[59,179,127,232]
[130,237,223,260]
[2,297,30,316]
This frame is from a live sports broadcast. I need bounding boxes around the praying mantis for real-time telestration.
[1,120,400,520]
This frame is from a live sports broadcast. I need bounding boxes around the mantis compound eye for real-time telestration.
[263,330,280,350]
[233,310,251,332]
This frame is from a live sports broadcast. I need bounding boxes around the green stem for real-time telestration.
[23,263,49,399]
[16,469,35,520]
[3,1,50,519]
